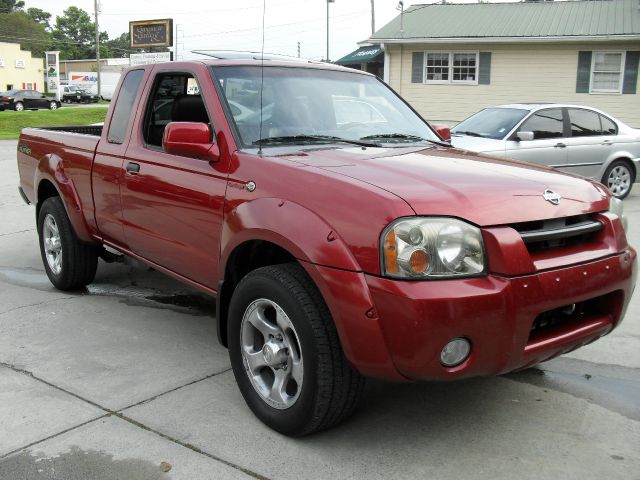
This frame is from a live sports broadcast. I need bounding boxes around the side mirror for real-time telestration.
[163,122,220,162]
[431,123,451,142]
[516,131,534,141]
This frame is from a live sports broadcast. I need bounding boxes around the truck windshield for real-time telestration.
[211,65,439,147]
[451,107,529,140]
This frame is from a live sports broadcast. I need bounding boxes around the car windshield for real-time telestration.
[211,65,440,147]
[2,90,18,96]
[451,107,529,140]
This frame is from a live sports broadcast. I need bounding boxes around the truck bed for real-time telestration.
[17,126,101,215]
[34,125,103,136]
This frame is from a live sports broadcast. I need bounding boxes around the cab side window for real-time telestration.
[108,69,144,144]
[142,73,210,149]
[519,109,564,140]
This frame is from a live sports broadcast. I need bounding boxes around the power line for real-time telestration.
[181,10,368,39]
[100,0,314,16]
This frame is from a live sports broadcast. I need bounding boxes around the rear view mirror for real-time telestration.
[163,122,220,161]
[432,123,451,142]
[516,131,534,141]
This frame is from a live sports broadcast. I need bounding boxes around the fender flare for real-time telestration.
[219,197,362,275]
[35,153,95,243]
[217,197,402,379]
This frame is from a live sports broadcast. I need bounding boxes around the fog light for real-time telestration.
[440,338,471,367]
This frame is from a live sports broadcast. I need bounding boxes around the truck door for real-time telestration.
[120,70,229,289]
[92,69,146,247]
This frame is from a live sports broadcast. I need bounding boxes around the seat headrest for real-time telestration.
[171,95,209,123]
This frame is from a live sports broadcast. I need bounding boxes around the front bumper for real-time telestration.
[365,248,636,381]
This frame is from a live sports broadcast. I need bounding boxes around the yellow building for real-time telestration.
[0,42,45,92]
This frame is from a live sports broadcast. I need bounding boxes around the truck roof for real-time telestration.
[125,57,374,76]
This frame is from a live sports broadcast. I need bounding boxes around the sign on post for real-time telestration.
[45,51,60,96]
[129,52,172,66]
[129,19,174,48]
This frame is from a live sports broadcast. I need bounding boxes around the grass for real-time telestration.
[0,107,108,139]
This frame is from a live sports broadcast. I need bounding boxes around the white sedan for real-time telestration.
[450,104,640,199]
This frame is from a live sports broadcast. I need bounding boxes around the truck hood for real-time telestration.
[277,145,609,226]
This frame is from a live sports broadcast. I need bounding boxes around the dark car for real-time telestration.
[0,89,61,111]
[62,86,99,104]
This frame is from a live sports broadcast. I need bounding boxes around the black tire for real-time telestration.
[602,159,635,199]
[228,263,365,436]
[14,101,24,112]
[37,197,98,290]
[49,101,58,110]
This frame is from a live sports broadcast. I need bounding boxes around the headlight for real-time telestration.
[381,217,485,279]
[609,197,628,232]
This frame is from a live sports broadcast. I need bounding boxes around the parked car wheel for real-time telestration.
[14,101,24,112]
[49,101,58,110]
[603,160,634,199]
[228,263,365,436]
[38,197,98,290]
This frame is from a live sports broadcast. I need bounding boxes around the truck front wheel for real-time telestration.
[228,263,364,436]
[38,197,98,290]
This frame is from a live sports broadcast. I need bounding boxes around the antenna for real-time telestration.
[258,0,266,156]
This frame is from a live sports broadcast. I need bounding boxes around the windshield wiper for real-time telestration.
[253,135,379,147]
[451,130,486,138]
[360,133,450,147]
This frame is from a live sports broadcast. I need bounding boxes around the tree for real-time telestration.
[105,32,133,58]
[51,6,108,60]
[27,7,51,30]
[0,10,50,57]
[0,0,24,13]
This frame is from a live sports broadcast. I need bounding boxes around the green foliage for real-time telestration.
[27,7,51,30]
[0,10,50,57]
[0,0,25,12]
[51,6,109,60]
[105,32,134,58]
[0,107,107,139]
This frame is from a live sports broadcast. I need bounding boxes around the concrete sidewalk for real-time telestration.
[1,139,639,479]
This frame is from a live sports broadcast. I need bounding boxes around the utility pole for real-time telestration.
[175,23,178,61]
[371,0,375,35]
[326,0,334,62]
[94,0,101,98]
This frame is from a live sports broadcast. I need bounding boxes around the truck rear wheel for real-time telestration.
[38,197,98,290]
[228,263,365,436]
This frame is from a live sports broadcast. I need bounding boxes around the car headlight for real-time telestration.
[381,217,486,279]
[609,197,628,232]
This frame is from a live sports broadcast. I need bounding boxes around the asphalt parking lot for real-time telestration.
[0,138,638,479]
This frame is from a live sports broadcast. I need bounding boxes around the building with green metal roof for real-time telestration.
[366,0,640,126]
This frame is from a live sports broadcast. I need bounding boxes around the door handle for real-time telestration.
[601,140,613,146]
[554,143,567,148]
[125,162,140,174]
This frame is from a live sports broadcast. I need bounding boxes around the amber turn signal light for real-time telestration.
[383,229,398,273]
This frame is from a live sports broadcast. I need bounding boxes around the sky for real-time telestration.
[19,0,428,61]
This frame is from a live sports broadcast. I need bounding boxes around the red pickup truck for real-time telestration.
[17,58,637,436]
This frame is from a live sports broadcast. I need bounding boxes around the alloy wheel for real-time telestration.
[240,298,303,409]
[42,213,62,275]
[607,165,631,198]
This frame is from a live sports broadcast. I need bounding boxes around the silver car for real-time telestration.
[450,104,640,199]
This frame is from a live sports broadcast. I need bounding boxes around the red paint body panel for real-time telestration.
[15,60,638,383]
[366,249,636,381]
